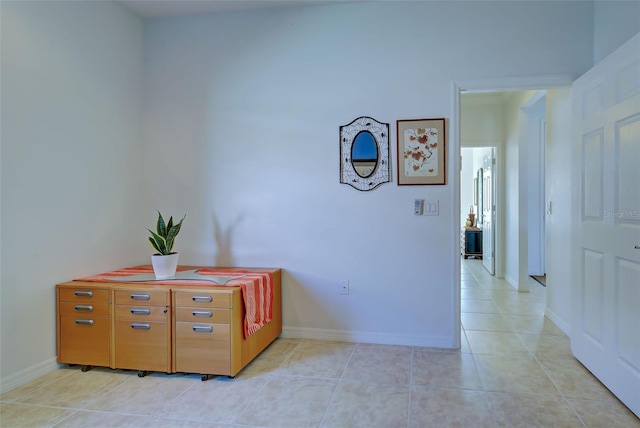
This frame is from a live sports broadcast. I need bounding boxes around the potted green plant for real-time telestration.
[148,211,185,279]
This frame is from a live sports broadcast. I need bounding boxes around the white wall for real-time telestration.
[0,1,144,390]
[526,94,547,276]
[461,148,476,229]
[143,1,593,347]
[460,95,504,147]
[544,88,573,334]
[503,91,534,288]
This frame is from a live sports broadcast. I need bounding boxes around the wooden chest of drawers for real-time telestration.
[114,288,171,372]
[56,267,281,379]
[173,289,236,375]
[57,286,111,368]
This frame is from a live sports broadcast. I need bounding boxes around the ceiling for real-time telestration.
[118,0,360,18]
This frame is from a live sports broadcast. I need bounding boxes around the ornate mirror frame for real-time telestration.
[339,116,390,191]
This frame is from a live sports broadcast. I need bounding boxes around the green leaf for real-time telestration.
[156,211,167,237]
[147,229,167,255]
[148,237,162,254]
[166,216,174,234]
[165,215,185,253]
[166,220,183,242]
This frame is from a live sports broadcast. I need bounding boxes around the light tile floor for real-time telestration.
[2,259,639,427]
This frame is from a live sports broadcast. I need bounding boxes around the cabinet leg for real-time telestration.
[201,374,214,381]
[137,370,147,378]
[80,365,92,372]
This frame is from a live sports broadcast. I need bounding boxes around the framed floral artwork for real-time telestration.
[396,118,446,185]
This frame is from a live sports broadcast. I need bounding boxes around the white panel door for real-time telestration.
[482,150,495,275]
[572,33,640,417]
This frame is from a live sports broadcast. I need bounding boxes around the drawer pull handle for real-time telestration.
[193,325,213,333]
[130,308,150,315]
[192,295,212,303]
[74,291,93,298]
[131,323,150,330]
[74,305,93,312]
[192,310,213,318]
[75,319,94,326]
[130,294,150,301]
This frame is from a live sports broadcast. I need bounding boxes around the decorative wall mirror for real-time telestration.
[339,116,390,191]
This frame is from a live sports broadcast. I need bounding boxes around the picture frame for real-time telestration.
[396,118,446,185]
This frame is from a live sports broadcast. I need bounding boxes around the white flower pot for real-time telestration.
[151,253,179,279]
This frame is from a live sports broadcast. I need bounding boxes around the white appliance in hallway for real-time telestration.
[571,33,640,417]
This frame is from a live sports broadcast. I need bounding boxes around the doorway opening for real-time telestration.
[451,77,573,349]
[460,146,496,275]
[458,89,549,288]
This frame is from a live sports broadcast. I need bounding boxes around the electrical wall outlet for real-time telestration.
[339,280,349,295]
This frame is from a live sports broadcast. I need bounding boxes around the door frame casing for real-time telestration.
[450,75,574,349]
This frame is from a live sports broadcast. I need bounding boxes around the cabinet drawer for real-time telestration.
[174,322,230,374]
[174,292,231,308]
[115,305,168,321]
[58,315,110,366]
[58,288,109,303]
[114,290,168,306]
[175,307,230,323]
[175,322,230,342]
[59,301,110,317]
[114,320,169,371]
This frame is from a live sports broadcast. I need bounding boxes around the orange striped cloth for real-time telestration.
[75,266,273,338]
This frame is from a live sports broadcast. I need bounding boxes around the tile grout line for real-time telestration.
[316,342,356,427]
[232,340,304,426]
[406,346,415,427]
[533,352,589,428]
[465,259,593,426]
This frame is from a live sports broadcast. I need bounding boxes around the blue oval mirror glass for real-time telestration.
[351,131,378,178]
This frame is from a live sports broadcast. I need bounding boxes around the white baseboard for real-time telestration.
[0,357,62,395]
[544,308,571,337]
[281,326,457,349]
[505,274,518,290]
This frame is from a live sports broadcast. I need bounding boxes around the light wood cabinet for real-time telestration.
[56,286,111,368]
[173,288,239,376]
[114,288,171,373]
[56,267,281,379]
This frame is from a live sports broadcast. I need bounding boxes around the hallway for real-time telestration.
[461,258,638,426]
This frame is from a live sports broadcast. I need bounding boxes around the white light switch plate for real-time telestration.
[423,200,439,216]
